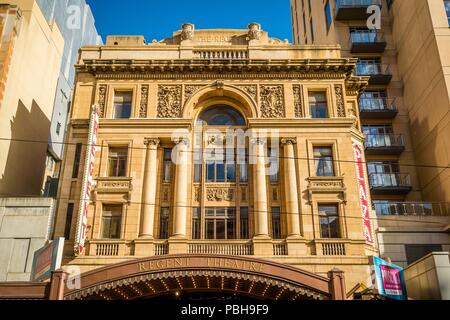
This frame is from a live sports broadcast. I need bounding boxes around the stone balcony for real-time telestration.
[86,238,365,258]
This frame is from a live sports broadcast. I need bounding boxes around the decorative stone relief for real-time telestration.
[260,85,285,118]
[139,85,149,118]
[207,188,234,202]
[239,85,257,101]
[157,85,182,118]
[247,23,262,41]
[181,23,195,41]
[162,186,170,202]
[335,85,346,117]
[293,85,303,118]
[184,85,203,103]
[97,84,107,117]
[194,187,201,202]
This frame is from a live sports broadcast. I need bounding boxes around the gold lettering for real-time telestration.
[250,263,257,271]
[175,258,183,267]
[139,263,148,272]
[166,259,173,268]
[149,261,156,270]
[156,260,164,268]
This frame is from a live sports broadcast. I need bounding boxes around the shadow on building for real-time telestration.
[0,99,50,197]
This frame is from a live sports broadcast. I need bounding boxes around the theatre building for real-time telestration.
[0,24,378,300]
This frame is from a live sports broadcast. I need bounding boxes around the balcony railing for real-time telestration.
[365,134,405,155]
[355,63,392,84]
[273,241,288,256]
[193,50,248,60]
[322,242,346,256]
[374,202,450,217]
[369,173,412,195]
[154,241,169,256]
[335,0,382,20]
[359,98,398,118]
[188,241,253,255]
[95,242,119,256]
[350,31,386,53]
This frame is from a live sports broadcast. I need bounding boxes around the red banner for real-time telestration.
[74,106,100,255]
[353,143,374,244]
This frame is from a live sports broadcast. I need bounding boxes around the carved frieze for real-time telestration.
[157,85,182,118]
[97,84,107,117]
[335,85,346,117]
[239,85,257,101]
[207,188,234,202]
[260,85,285,118]
[139,85,149,118]
[184,85,204,103]
[293,85,303,118]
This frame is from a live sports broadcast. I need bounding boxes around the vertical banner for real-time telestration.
[74,105,100,255]
[352,142,374,245]
[371,256,408,300]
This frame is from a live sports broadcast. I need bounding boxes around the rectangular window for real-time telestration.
[309,91,328,118]
[314,147,335,176]
[445,0,450,25]
[159,207,170,239]
[268,147,279,183]
[72,143,82,178]
[113,91,132,119]
[192,207,201,240]
[272,207,282,239]
[310,18,315,43]
[238,148,248,183]
[64,203,74,240]
[101,205,122,239]
[240,207,249,239]
[206,149,236,183]
[319,205,340,239]
[324,0,332,30]
[163,149,173,182]
[204,207,236,240]
[108,147,128,177]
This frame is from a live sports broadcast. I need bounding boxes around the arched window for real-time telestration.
[198,105,246,126]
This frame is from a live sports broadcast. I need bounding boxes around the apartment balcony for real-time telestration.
[369,173,412,195]
[374,202,450,217]
[335,0,382,20]
[355,63,392,85]
[350,31,386,53]
[365,134,405,155]
[359,98,398,119]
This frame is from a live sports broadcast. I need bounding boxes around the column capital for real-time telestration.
[173,137,190,146]
[144,138,160,147]
[281,138,297,146]
[250,137,267,146]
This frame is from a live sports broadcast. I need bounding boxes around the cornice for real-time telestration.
[75,58,359,80]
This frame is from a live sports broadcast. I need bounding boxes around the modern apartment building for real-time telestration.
[36,0,103,197]
[290,0,450,266]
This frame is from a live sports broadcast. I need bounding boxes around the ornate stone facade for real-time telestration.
[335,85,345,117]
[97,84,107,117]
[157,85,182,118]
[139,85,149,118]
[53,25,373,296]
[259,85,285,118]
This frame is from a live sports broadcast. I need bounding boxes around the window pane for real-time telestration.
[240,207,249,239]
[226,164,236,182]
[206,220,215,239]
[272,207,281,239]
[108,148,128,177]
[216,220,225,239]
[102,205,122,239]
[207,163,215,182]
[216,163,225,182]
[114,91,132,119]
[227,219,236,239]
[64,203,74,239]
[159,207,169,239]
[194,164,202,182]
[191,208,201,240]
[314,147,334,176]
[319,205,340,239]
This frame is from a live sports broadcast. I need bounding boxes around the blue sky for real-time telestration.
[86,0,293,43]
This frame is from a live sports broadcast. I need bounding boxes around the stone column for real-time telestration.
[172,137,189,239]
[139,138,160,238]
[252,138,269,238]
[49,270,68,300]
[328,268,346,300]
[281,138,301,238]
